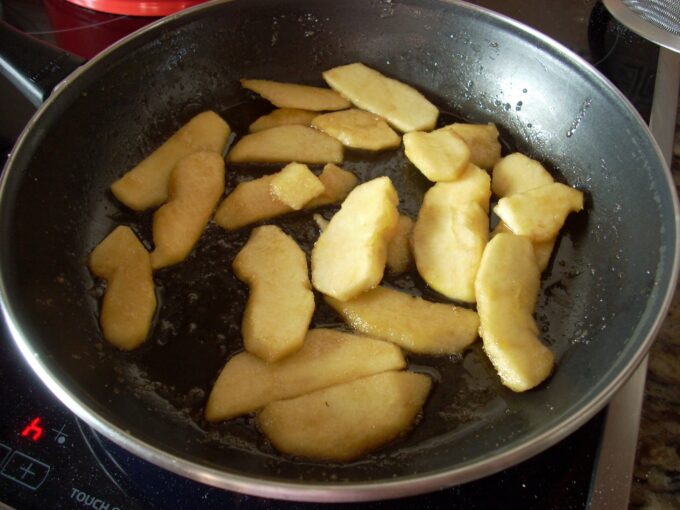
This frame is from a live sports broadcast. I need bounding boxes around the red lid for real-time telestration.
[64,0,209,16]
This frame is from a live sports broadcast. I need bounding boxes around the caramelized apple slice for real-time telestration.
[258,371,432,461]
[322,63,438,132]
[241,79,351,111]
[270,162,325,210]
[249,108,317,132]
[326,286,479,355]
[233,225,314,362]
[227,125,343,164]
[403,129,471,182]
[205,328,406,421]
[312,109,401,151]
[88,226,156,350]
[150,151,225,269]
[111,111,230,211]
[443,123,501,170]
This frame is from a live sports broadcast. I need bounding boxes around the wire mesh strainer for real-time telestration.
[604,0,680,52]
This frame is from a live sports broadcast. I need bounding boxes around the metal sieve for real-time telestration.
[603,0,680,52]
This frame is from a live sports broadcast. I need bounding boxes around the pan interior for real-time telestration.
[0,0,676,489]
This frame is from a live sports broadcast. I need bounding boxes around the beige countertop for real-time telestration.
[630,97,680,509]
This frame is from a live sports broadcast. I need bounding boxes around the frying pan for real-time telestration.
[0,0,678,502]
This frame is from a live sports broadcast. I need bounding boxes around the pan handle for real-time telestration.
[0,21,85,108]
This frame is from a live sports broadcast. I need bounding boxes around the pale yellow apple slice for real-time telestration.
[258,371,432,461]
[227,125,343,164]
[233,225,314,362]
[403,128,471,182]
[270,162,325,210]
[491,153,559,271]
[311,109,401,151]
[322,63,438,132]
[205,328,406,421]
[386,214,414,274]
[249,108,317,133]
[305,163,359,208]
[88,226,156,350]
[150,151,225,269]
[241,79,351,111]
[214,164,358,230]
[111,111,230,211]
[312,176,399,301]
[494,183,584,242]
[491,152,554,197]
[475,233,554,391]
[326,286,479,355]
[443,123,501,170]
[493,221,555,272]
[412,165,491,302]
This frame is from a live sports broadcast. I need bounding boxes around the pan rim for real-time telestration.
[0,0,678,502]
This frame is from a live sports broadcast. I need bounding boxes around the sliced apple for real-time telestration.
[249,108,318,133]
[233,225,314,362]
[227,125,343,164]
[494,182,584,242]
[491,153,554,197]
[443,123,501,170]
[111,111,230,211]
[412,165,491,303]
[305,163,359,208]
[241,79,351,111]
[311,109,401,151]
[205,328,406,421]
[326,286,479,355]
[403,128,471,182]
[88,226,156,350]
[475,233,554,392]
[493,221,555,272]
[386,214,414,274]
[150,151,225,269]
[270,162,325,210]
[322,63,438,132]
[214,164,358,230]
[258,371,432,461]
[312,176,399,301]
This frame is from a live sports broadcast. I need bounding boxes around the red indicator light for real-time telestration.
[21,417,44,441]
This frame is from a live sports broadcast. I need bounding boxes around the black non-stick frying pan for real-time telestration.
[0,0,678,502]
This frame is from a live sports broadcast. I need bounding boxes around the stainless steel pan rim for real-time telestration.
[1,0,678,502]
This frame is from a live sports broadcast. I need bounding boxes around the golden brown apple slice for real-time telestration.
[326,286,479,355]
[386,215,414,274]
[443,123,501,170]
[227,125,343,164]
[111,111,230,211]
[214,164,358,230]
[270,162,325,210]
[257,371,432,461]
[403,128,471,182]
[312,176,399,301]
[88,226,156,350]
[204,328,406,421]
[241,79,351,111]
[475,233,554,391]
[322,63,438,132]
[412,165,491,302]
[494,183,584,242]
[150,151,225,269]
[311,109,401,151]
[249,108,318,132]
[233,225,314,362]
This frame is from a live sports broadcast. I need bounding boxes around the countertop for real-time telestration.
[631,97,680,509]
